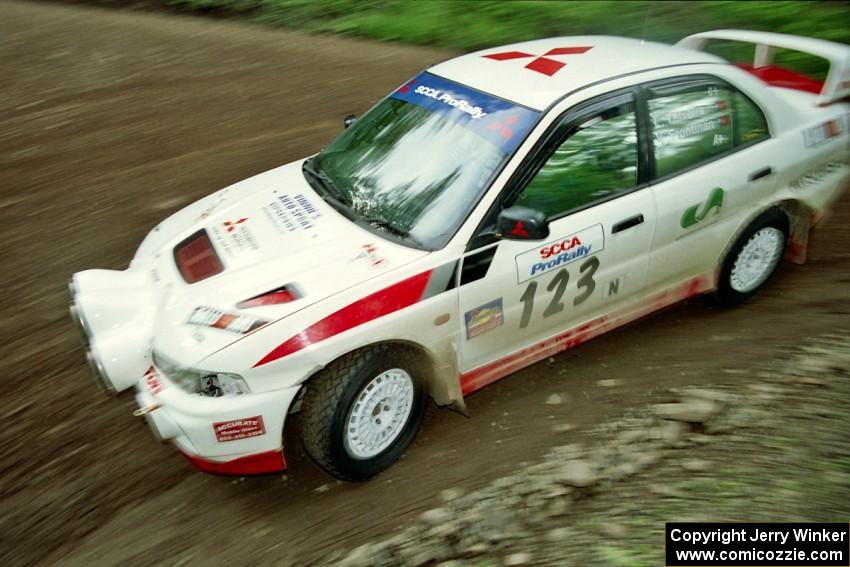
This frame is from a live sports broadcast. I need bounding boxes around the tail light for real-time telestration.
[174,230,224,284]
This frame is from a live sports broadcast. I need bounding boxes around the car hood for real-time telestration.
[138,159,428,365]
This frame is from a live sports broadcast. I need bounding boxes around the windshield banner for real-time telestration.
[391,72,540,154]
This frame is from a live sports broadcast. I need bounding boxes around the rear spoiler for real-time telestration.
[677,30,850,106]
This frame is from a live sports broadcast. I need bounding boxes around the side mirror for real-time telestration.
[496,206,549,240]
[343,114,357,129]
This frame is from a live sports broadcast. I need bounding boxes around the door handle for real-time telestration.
[612,214,644,234]
[748,166,773,181]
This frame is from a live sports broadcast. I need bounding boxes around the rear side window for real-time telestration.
[648,79,768,179]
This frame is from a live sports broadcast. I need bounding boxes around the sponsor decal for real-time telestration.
[264,193,322,233]
[654,117,729,146]
[391,72,539,154]
[681,187,724,229]
[654,102,717,127]
[790,160,845,192]
[803,118,845,148]
[481,46,593,77]
[210,217,259,256]
[514,224,604,283]
[213,416,266,443]
[353,243,387,268]
[187,306,269,334]
[712,133,729,146]
[412,85,487,120]
[145,366,163,395]
[465,298,504,339]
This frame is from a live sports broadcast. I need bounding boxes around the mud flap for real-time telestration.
[784,209,812,265]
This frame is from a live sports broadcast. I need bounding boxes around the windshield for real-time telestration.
[309,72,540,249]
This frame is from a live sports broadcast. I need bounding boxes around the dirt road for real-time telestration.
[1,2,848,565]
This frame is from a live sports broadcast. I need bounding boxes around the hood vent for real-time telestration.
[237,284,301,309]
[174,230,224,284]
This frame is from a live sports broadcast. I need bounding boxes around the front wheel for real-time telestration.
[716,208,789,305]
[300,345,426,481]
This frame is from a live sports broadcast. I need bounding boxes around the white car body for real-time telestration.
[70,30,850,476]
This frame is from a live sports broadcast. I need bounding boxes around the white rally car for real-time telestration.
[70,30,850,480]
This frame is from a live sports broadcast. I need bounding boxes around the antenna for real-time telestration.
[640,2,650,44]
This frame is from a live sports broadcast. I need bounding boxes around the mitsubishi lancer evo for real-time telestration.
[70,30,850,480]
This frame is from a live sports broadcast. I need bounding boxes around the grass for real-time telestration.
[160,0,850,50]
[141,0,850,78]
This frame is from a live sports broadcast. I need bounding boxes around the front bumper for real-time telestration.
[70,268,301,476]
[134,376,300,476]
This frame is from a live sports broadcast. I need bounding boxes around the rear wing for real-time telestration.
[677,30,850,106]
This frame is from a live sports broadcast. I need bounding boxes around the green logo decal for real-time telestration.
[681,187,725,229]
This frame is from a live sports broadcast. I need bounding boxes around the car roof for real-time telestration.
[429,36,724,111]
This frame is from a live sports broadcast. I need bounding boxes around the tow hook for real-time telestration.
[133,403,161,417]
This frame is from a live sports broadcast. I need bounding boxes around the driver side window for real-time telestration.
[513,100,638,218]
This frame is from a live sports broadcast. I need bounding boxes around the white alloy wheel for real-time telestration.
[344,368,414,459]
[729,227,785,293]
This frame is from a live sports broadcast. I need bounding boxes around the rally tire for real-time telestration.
[716,208,789,306]
[300,345,427,481]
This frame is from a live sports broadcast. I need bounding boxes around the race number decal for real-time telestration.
[518,257,600,328]
[515,224,604,283]
[573,256,599,306]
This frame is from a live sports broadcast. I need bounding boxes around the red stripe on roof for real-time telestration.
[253,270,433,367]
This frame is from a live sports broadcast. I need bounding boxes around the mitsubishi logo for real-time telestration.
[482,46,593,77]
[223,218,248,232]
[487,114,518,139]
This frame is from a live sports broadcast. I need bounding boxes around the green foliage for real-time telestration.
[165,0,850,50]
[165,0,849,74]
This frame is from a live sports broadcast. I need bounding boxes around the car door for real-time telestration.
[458,90,656,388]
[642,74,777,290]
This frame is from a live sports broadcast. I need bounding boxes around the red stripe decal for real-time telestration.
[254,270,433,367]
[461,317,606,395]
[181,449,285,476]
[460,274,713,396]
[734,63,823,95]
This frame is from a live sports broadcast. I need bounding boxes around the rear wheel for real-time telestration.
[301,345,426,481]
[716,208,788,305]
